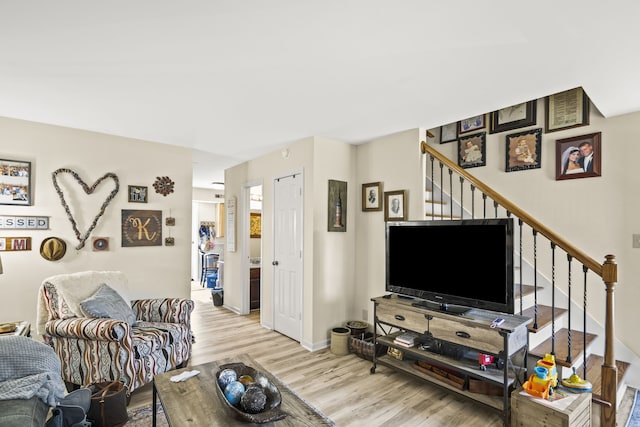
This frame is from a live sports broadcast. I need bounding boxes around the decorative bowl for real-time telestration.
[214,362,286,423]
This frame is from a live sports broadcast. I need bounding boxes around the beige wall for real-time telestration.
[0,117,192,334]
[224,104,640,364]
[424,100,640,359]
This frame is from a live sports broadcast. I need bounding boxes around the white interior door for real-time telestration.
[273,172,303,342]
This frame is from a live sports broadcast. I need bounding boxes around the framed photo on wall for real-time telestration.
[505,128,542,172]
[458,114,485,135]
[440,122,458,143]
[384,190,407,221]
[555,132,601,180]
[362,181,382,211]
[545,87,590,133]
[458,132,486,169]
[489,100,537,134]
[0,159,31,206]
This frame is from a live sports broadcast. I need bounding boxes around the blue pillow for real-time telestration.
[80,284,136,326]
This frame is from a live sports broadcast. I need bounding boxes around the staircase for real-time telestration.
[421,142,628,426]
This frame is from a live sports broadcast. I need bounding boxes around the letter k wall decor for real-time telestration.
[121,209,162,247]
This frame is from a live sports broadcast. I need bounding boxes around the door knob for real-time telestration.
[272,261,279,266]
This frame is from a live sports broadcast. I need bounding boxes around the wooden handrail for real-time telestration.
[421,140,619,426]
[421,142,603,275]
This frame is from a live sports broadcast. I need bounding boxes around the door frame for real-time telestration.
[240,179,262,316]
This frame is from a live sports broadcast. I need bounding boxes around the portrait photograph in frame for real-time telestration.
[458,132,486,169]
[458,114,485,135]
[440,122,458,143]
[362,181,382,211]
[384,190,407,221]
[545,87,590,133]
[505,128,542,172]
[555,132,601,181]
[489,100,537,134]
[0,159,31,206]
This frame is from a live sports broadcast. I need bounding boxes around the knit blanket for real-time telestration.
[37,271,132,336]
[0,336,66,406]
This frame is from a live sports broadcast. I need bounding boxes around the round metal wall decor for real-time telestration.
[153,176,175,196]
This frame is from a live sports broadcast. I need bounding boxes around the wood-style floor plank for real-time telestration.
[127,284,505,426]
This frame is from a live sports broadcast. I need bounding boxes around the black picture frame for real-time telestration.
[440,122,458,143]
[128,185,148,203]
[555,132,601,180]
[545,87,590,133]
[489,100,537,134]
[505,128,542,172]
[458,132,486,169]
[0,159,31,206]
[458,114,485,135]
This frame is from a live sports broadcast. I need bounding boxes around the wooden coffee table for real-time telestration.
[152,353,335,426]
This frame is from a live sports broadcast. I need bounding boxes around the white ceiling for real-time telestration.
[2,2,639,189]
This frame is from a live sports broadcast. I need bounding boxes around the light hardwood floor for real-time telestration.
[127,284,511,426]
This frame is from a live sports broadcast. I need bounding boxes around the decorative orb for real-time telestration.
[218,368,237,390]
[224,381,245,405]
[240,386,267,413]
[238,374,254,386]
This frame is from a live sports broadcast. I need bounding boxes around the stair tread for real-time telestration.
[579,354,630,399]
[519,304,568,333]
[514,284,536,299]
[424,213,462,219]
[529,328,598,368]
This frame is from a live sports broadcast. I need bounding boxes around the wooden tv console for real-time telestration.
[371,295,532,425]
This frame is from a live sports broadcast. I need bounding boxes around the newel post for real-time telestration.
[601,254,618,427]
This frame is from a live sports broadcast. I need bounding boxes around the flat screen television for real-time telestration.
[385,218,514,315]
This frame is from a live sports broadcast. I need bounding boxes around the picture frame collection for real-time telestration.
[435,87,600,180]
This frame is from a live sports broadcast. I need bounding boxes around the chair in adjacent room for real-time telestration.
[201,252,219,287]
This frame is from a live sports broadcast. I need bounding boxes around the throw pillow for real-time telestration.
[80,284,136,326]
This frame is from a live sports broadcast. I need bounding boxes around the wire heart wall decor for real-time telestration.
[52,168,120,250]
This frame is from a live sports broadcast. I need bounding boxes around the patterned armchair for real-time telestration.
[37,271,194,394]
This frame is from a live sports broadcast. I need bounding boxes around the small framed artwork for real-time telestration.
[489,100,537,134]
[121,209,162,247]
[328,179,347,232]
[458,114,485,135]
[128,185,148,203]
[250,212,262,238]
[458,132,486,169]
[440,122,458,143]
[505,128,542,172]
[555,132,601,181]
[362,182,382,211]
[384,190,407,221]
[545,87,590,133]
[0,159,31,206]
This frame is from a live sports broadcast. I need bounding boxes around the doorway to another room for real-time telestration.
[247,184,262,311]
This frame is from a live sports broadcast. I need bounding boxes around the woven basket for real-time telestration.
[348,332,386,361]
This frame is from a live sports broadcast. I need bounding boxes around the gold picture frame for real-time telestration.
[384,190,407,221]
[250,212,261,238]
[362,182,382,212]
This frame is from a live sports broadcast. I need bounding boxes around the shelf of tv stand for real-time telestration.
[370,295,532,425]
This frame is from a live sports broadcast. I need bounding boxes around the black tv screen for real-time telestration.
[385,218,514,314]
